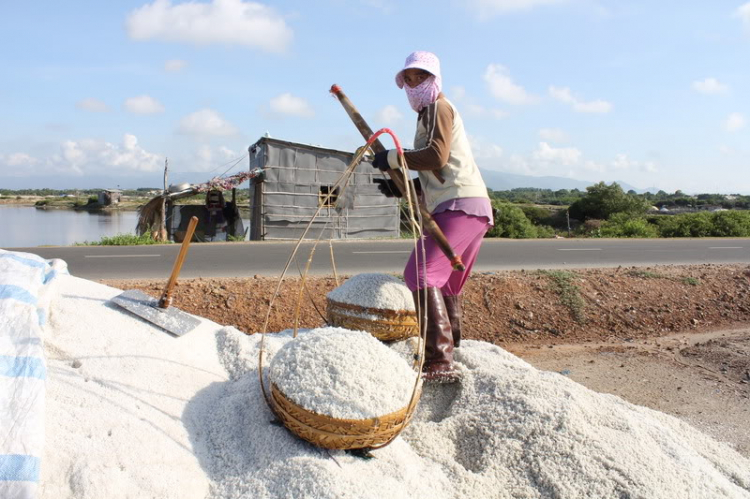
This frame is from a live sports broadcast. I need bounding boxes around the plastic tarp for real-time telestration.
[0,250,67,499]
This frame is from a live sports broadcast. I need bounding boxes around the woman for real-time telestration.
[372,51,494,382]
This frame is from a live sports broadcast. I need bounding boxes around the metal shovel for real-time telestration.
[111,216,202,337]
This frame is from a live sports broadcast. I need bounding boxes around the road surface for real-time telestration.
[6,238,749,280]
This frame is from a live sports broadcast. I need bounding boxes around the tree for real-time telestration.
[487,203,539,238]
[568,182,651,221]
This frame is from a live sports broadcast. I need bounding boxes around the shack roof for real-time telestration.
[248,136,358,157]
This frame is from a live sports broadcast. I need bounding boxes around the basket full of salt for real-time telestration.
[268,327,420,450]
[326,273,418,342]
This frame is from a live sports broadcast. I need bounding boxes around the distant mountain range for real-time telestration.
[479,169,654,194]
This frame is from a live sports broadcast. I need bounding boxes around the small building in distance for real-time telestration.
[246,136,399,241]
[98,189,122,206]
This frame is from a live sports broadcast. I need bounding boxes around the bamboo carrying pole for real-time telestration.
[158,216,199,308]
[329,84,465,271]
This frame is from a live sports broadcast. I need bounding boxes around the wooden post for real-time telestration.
[160,158,169,242]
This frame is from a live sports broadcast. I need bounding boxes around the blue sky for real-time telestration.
[1,1,749,193]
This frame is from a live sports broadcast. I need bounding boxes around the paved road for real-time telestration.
[7,238,749,280]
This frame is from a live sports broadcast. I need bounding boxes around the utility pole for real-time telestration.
[161,158,168,242]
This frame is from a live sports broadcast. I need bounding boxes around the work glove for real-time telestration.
[373,178,401,198]
[371,150,391,171]
[373,178,421,198]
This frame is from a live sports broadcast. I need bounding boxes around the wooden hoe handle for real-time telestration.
[330,84,465,271]
[159,216,199,308]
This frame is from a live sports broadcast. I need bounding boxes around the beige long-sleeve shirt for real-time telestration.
[385,94,490,212]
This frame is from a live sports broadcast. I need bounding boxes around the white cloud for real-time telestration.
[725,112,746,132]
[471,0,567,18]
[468,135,504,159]
[190,144,241,171]
[268,93,314,118]
[532,142,582,166]
[376,105,403,125]
[164,59,187,72]
[608,153,657,173]
[451,85,508,118]
[124,95,165,114]
[76,98,109,113]
[611,153,633,170]
[450,86,467,101]
[126,0,293,54]
[538,128,568,143]
[484,64,537,105]
[0,152,40,169]
[736,2,750,32]
[642,161,657,173]
[465,104,509,119]
[360,0,394,14]
[583,160,605,173]
[692,77,728,95]
[42,134,162,175]
[178,109,238,136]
[549,86,612,113]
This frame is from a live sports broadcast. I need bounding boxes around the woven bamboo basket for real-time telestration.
[270,382,420,450]
[326,298,418,342]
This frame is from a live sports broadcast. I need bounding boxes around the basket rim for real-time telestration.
[271,382,418,426]
[326,297,416,318]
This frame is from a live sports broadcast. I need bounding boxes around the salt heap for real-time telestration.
[326,273,414,311]
[269,327,417,419]
[207,330,750,499]
[28,268,750,499]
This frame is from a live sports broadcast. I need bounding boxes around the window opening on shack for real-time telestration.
[319,185,339,207]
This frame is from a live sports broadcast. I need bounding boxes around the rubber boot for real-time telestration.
[413,287,458,383]
[443,294,462,348]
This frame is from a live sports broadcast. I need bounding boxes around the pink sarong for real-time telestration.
[403,210,491,295]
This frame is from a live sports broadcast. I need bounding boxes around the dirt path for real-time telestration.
[509,328,750,457]
[100,263,750,456]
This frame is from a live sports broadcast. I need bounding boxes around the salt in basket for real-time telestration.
[268,327,420,450]
[326,273,418,342]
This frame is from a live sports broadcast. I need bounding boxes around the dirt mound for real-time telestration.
[101,263,750,345]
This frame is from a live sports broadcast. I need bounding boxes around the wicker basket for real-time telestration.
[270,382,420,450]
[326,298,418,342]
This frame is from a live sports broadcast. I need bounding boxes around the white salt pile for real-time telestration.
[269,327,417,419]
[41,275,227,499]
[29,270,750,499]
[327,273,413,311]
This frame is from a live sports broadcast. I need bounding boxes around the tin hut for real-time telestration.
[98,189,122,206]
[247,137,399,240]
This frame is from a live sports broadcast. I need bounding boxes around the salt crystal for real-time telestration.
[269,327,418,419]
[327,273,414,311]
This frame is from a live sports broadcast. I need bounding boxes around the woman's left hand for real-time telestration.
[371,150,390,171]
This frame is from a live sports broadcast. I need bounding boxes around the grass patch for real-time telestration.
[538,270,587,324]
[683,277,700,286]
[75,233,166,246]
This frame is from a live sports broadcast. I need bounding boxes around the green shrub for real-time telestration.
[568,182,651,221]
[599,213,658,238]
[487,203,538,238]
[653,210,750,237]
[653,212,713,237]
[710,211,750,237]
[76,233,163,246]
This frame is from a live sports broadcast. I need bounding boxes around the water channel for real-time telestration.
[0,206,249,248]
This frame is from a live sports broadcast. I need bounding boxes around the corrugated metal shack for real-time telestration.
[98,189,122,206]
[247,137,399,240]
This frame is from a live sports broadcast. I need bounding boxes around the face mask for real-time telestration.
[405,75,440,113]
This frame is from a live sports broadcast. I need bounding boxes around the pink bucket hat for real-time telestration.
[395,51,442,89]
